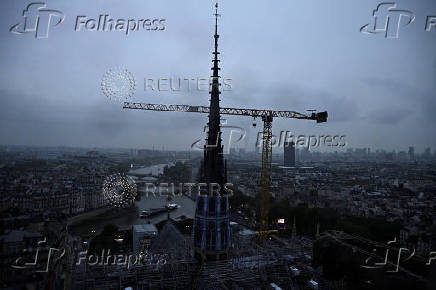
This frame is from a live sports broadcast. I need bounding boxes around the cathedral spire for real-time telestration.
[192,2,230,261]
[204,1,224,184]
[213,2,220,70]
[211,2,221,99]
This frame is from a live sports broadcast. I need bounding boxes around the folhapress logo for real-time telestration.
[10,2,64,39]
[360,2,415,39]
[191,119,246,154]
[10,2,166,39]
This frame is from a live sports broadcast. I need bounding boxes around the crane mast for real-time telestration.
[259,114,273,233]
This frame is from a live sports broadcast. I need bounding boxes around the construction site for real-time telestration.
[72,228,331,290]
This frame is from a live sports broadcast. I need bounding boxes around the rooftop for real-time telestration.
[133,224,158,233]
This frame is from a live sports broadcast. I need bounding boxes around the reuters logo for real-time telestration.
[101,67,136,101]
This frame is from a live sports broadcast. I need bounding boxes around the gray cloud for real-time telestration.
[0,0,435,152]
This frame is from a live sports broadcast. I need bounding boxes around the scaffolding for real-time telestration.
[72,233,328,290]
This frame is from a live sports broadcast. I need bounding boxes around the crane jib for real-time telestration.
[123,102,327,122]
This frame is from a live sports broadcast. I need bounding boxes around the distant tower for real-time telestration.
[192,2,231,261]
[408,146,415,161]
[424,147,431,159]
[284,141,296,167]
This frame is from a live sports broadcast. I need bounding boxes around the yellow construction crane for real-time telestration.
[123,101,327,233]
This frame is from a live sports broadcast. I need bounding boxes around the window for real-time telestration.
[220,221,227,247]
[219,197,227,216]
[208,197,216,216]
[196,196,204,215]
[208,221,216,248]
[194,220,202,247]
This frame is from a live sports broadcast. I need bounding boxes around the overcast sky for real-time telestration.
[0,0,435,152]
